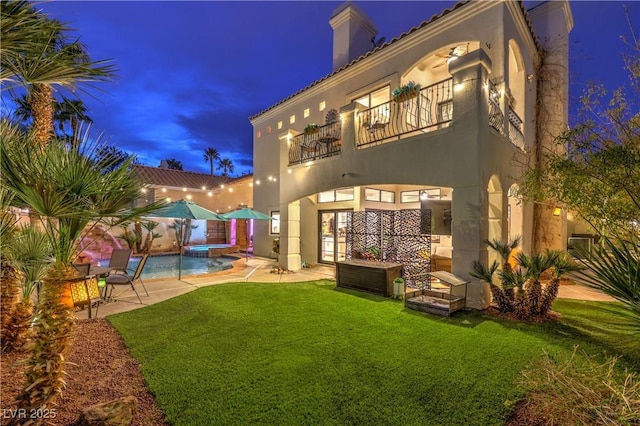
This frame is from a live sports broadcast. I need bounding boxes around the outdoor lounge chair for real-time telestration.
[108,248,132,274]
[105,254,149,304]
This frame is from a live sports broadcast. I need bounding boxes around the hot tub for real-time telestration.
[184,244,239,258]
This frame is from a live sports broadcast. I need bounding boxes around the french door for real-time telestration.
[319,210,350,264]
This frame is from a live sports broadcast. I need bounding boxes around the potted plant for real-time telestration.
[392,277,405,300]
[392,81,421,103]
[304,123,320,135]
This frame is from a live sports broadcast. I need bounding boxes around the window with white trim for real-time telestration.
[270,211,280,235]
[318,188,355,203]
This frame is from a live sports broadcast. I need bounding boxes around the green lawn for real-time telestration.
[109,281,638,426]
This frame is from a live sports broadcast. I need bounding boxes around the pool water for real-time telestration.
[186,244,234,252]
[120,254,237,279]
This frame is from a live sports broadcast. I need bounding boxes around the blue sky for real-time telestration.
[19,1,640,176]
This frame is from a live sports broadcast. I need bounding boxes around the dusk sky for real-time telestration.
[18,1,640,176]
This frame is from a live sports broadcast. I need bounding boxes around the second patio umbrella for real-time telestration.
[148,199,227,279]
[221,207,272,260]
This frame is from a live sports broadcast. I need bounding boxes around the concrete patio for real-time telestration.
[77,256,615,319]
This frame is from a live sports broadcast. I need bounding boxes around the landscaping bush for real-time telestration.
[470,238,582,320]
[514,347,640,425]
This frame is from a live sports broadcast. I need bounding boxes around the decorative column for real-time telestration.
[448,49,494,310]
[278,200,302,271]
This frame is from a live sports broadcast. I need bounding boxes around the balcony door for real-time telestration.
[319,210,350,264]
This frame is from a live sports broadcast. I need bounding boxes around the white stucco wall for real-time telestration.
[250,1,569,309]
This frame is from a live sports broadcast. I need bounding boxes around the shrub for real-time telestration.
[470,238,582,319]
[514,347,640,425]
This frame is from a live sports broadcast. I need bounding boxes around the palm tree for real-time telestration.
[2,2,115,147]
[470,259,510,311]
[1,120,164,412]
[484,236,521,310]
[164,158,183,170]
[537,250,581,315]
[54,95,92,141]
[203,147,220,175]
[515,251,554,316]
[0,186,23,351]
[14,94,93,141]
[2,224,52,353]
[219,158,234,177]
[0,1,59,82]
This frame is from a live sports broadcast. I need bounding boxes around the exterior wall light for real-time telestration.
[553,207,562,216]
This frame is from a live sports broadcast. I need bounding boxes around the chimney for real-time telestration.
[159,159,169,169]
[329,2,378,71]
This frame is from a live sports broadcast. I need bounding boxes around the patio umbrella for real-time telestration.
[222,207,272,260]
[148,199,227,279]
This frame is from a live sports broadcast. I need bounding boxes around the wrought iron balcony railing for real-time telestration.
[508,108,525,150]
[355,78,453,148]
[488,83,505,135]
[288,120,342,166]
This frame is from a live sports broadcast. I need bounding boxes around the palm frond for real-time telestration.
[574,237,640,323]
[470,259,499,283]
[1,121,166,265]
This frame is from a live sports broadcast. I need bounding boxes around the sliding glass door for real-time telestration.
[319,210,350,264]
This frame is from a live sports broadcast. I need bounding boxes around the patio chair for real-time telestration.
[71,263,101,318]
[108,248,132,274]
[105,254,149,304]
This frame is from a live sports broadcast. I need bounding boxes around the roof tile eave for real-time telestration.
[132,164,232,189]
[249,0,541,122]
[248,0,472,122]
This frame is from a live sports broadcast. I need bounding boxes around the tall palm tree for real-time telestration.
[203,147,220,175]
[1,120,164,412]
[219,158,234,177]
[2,1,115,147]
[0,1,58,82]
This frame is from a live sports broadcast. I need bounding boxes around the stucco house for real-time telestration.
[249,0,573,309]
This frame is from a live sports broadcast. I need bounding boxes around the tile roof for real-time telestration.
[133,165,231,189]
[249,0,539,121]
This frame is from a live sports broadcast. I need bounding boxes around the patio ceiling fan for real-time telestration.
[432,43,469,69]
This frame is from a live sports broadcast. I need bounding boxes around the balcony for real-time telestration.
[488,83,505,135]
[508,108,524,150]
[355,78,453,148]
[288,120,342,166]
[286,75,524,166]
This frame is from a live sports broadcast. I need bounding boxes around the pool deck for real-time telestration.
[79,256,615,319]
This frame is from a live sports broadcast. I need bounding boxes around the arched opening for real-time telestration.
[487,175,504,266]
[507,183,524,244]
[507,40,526,147]
[404,41,480,87]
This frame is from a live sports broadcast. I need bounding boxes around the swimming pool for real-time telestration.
[124,254,237,279]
